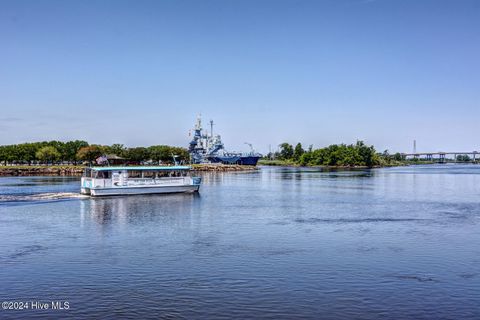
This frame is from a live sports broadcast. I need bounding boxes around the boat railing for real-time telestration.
[91,178,112,188]
[87,177,191,188]
[126,177,188,186]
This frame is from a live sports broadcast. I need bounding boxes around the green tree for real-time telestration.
[299,152,313,166]
[294,141,380,167]
[112,144,126,156]
[456,154,471,162]
[0,141,193,166]
[393,152,403,161]
[293,143,305,161]
[379,149,391,165]
[64,140,89,164]
[0,146,8,165]
[77,145,103,165]
[103,143,126,157]
[36,146,61,164]
[356,141,378,167]
[47,141,66,161]
[16,143,37,165]
[5,145,17,164]
[170,147,189,163]
[148,145,172,164]
[124,147,149,163]
[279,143,294,160]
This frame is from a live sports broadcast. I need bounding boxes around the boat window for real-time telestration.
[83,168,93,177]
[143,171,155,178]
[95,171,111,179]
[128,170,141,178]
[169,170,187,177]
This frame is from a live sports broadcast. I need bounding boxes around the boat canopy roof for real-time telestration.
[90,166,191,172]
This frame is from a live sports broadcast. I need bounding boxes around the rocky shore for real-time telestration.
[0,166,85,176]
[0,164,257,176]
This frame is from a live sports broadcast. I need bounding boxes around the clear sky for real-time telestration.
[1,0,479,153]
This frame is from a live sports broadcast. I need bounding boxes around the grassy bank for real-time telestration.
[257,159,297,166]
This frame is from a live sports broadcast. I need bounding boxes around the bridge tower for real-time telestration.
[439,153,446,163]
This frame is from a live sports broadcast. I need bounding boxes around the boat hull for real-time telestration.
[207,155,260,166]
[85,184,200,197]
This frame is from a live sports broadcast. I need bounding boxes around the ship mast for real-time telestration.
[195,114,202,131]
[210,120,214,138]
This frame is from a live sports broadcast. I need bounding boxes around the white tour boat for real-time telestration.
[80,166,201,197]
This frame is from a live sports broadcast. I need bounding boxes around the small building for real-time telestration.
[106,154,126,165]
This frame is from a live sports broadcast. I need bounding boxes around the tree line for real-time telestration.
[269,141,388,167]
[0,141,190,165]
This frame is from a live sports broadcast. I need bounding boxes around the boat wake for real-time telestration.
[0,192,88,203]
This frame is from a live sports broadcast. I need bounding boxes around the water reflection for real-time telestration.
[80,193,201,227]
[1,165,480,319]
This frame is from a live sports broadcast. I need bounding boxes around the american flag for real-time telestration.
[96,155,108,165]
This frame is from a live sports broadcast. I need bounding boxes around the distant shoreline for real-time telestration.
[257,159,405,169]
[258,159,478,168]
[0,164,257,177]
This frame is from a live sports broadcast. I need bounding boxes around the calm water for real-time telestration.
[0,165,479,319]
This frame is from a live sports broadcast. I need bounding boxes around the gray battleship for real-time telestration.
[188,116,261,165]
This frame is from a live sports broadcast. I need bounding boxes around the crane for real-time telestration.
[244,142,255,154]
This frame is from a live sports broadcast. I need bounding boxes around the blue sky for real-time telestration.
[0,0,479,153]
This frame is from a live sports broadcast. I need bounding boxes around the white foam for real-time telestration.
[0,192,88,202]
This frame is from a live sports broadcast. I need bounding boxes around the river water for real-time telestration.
[0,165,479,319]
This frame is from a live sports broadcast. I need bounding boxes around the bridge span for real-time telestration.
[401,151,479,162]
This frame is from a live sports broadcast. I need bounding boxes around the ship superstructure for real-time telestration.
[188,115,261,165]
